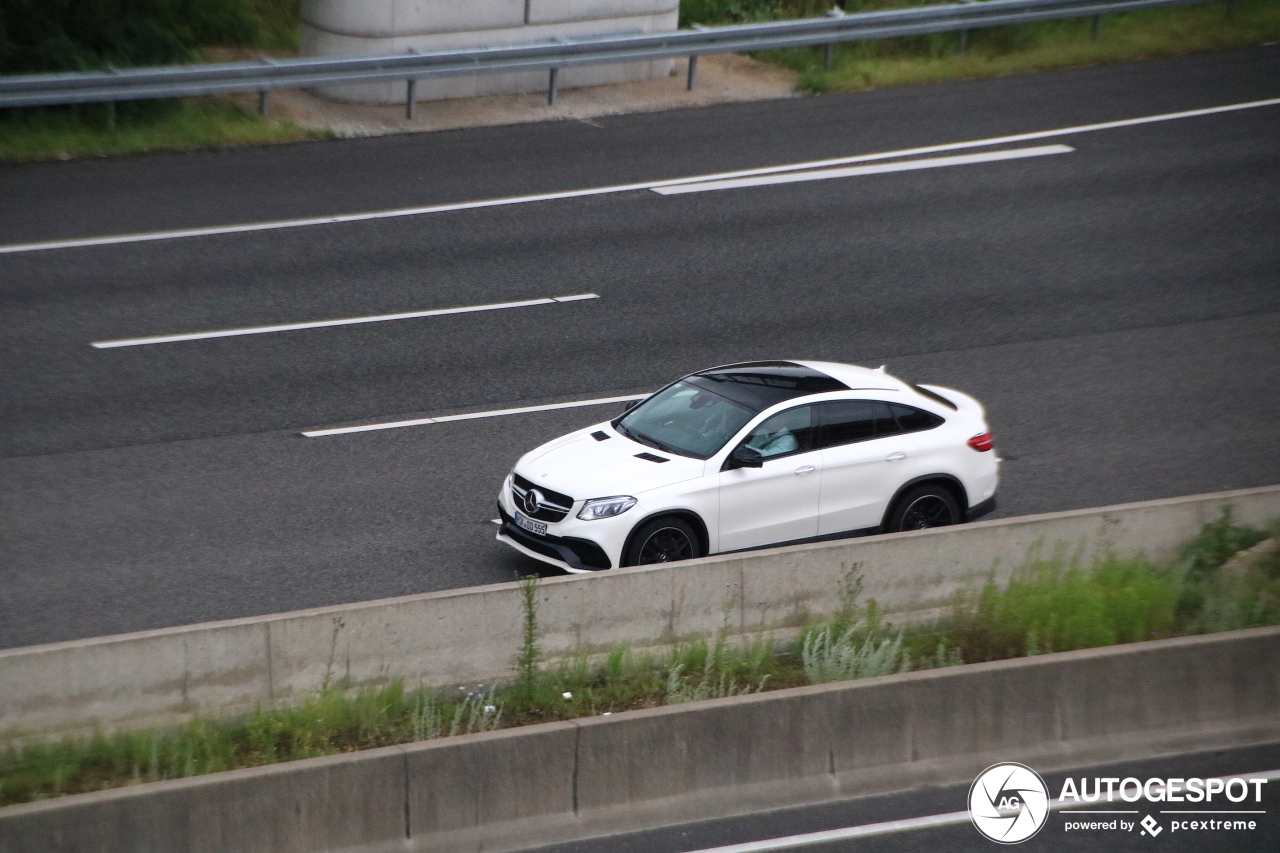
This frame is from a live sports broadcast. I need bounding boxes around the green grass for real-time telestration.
[2,510,1277,806]
[246,0,302,50]
[747,0,1280,94]
[0,0,308,162]
[0,99,328,162]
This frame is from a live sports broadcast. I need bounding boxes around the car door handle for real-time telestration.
[794,465,816,475]
[885,452,907,462]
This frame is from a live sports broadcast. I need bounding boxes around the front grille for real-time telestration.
[511,473,573,522]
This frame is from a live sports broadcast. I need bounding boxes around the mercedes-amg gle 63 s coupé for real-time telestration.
[497,361,997,571]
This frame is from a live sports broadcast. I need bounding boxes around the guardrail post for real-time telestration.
[822,6,845,71]
[1091,14,1103,40]
[955,0,975,54]
[256,56,278,116]
[406,79,416,120]
[548,67,558,105]
[688,24,711,91]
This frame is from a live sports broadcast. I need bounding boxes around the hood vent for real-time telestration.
[591,431,610,441]
[635,452,669,463]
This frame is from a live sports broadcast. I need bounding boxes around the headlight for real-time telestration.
[577,496,637,520]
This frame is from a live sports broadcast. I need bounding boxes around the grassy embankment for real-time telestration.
[0,0,323,161]
[2,510,1277,806]
[0,100,325,161]
[681,0,1280,94]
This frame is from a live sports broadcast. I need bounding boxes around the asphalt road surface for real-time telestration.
[520,742,1280,853]
[2,47,1278,649]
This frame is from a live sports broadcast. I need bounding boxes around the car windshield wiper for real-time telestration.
[616,421,693,458]
[640,435,686,456]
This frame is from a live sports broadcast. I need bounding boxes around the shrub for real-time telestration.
[801,624,909,682]
[947,555,1181,662]
[0,0,296,74]
[680,0,833,27]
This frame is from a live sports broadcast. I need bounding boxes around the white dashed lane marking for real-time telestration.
[91,293,598,349]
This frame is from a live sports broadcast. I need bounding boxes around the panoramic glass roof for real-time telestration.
[687,362,850,411]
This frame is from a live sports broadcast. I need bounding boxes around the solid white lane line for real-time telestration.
[683,767,1280,853]
[90,293,597,348]
[652,145,1073,194]
[300,393,649,437]
[683,810,975,853]
[4,97,1277,256]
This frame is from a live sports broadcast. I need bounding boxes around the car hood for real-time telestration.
[515,423,708,502]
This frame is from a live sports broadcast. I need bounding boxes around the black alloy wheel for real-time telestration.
[886,485,962,532]
[624,517,702,566]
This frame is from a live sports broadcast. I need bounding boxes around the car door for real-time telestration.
[815,400,916,535]
[717,404,822,552]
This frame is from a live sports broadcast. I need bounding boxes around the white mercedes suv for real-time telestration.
[496,361,998,571]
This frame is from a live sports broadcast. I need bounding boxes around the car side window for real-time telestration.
[741,405,816,459]
[889,403,944,433]
[817,400,899,448]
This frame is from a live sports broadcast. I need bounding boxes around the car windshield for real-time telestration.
[616,380,757,459]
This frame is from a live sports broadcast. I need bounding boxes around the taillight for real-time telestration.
[967,432,994,452]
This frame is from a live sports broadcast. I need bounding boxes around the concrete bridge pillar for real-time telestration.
[300,0,679,104]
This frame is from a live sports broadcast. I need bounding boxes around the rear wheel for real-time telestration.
[885,485,962,533]
[623,517,702,566]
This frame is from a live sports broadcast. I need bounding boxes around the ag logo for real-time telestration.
[969,763,1050,844]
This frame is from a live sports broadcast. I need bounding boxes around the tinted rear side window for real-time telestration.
[818,400,893,447]
[818,400,943,448]
[890,403,945,433]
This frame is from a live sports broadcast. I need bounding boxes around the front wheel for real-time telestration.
[884,485,962,533]
[622,517,702,566]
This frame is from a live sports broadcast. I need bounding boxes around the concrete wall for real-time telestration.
[299,0,679,103]
[4,626,1278,853]
[1,485,1277,745]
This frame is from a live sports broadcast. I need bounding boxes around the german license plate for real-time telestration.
[514,511,547,537]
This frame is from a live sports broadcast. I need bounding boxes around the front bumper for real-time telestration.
[496,504,611,571]
[497,474,639,571]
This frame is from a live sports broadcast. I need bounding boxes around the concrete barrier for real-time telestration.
[299,0,679,104]
[4,626,1278,853]
[0,744,410,853]
[2,485,1278,745]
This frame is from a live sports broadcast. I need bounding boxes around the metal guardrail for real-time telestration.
[0,0,1220,117]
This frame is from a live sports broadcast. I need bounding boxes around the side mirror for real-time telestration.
[725,445,763,470]
[623,400,639,412]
